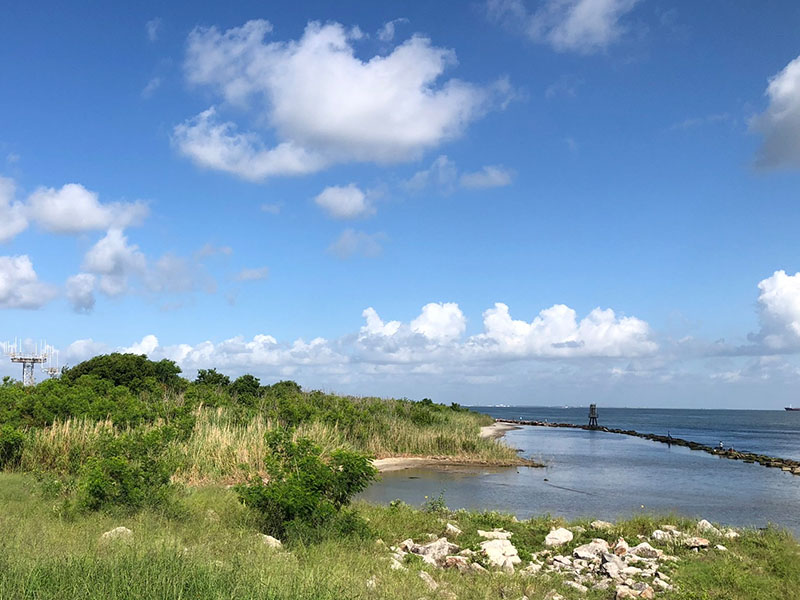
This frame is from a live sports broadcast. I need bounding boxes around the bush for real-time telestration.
[77,426,179,512]
[235,428,377,539]
[0,425,25,469]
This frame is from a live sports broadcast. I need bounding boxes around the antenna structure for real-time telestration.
[2,339,59,387]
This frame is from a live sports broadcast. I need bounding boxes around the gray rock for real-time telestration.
[545,527,574,547]
[445,523,462,537]
[591,520,614,531]
[629,542,661,559]
[563,581,588,594]
[418,571,438,591]
[697,519,722,536]
[416,537,460,565]
[100,526,132,542]
[260,534,283,549]
[573,538,610,559]
[478,528,512,540]
[480,538,522,568]
[684,536,710,549]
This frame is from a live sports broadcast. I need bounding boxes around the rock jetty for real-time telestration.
[495,418,800,475]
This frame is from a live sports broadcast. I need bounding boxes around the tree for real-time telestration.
[195,368,231,387]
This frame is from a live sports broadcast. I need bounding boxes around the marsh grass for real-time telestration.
[1,473,797,600]
[18,405,519,484]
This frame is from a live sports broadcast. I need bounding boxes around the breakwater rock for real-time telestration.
[495,418,800,476]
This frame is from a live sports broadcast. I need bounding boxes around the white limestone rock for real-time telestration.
[545,527,574,547]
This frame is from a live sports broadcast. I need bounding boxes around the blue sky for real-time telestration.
[2,1,800,407]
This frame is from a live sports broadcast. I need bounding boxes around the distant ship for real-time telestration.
[786,406,800,411]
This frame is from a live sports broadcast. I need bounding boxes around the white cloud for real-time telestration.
[67,299,657,388]
[176,20,502,179]
[0,255,57,309]
[476,302,657,357]
[124,334,160,355]
[64,339,109,363]
[459,165,514,189]
[146,18,162,42]
[377,18,409,42]
[328,229,386,259]
[27,183,148,233]
[410,302,467,342]
[406,155,513,192]
[314,184,374,219]
[82,229,146,296]
[173,108,327,181]
[360,307,401,337]
[234,266,269,282]
[487,0,640,54]
[142,77,162,98]
[66,273,96,313]
[751,270,800,350]
[405,155,458,193]
[0,177,28,243]
[751,55,800,169]
[545,74,582,99]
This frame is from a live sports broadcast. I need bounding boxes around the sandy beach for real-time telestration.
[373,420,522,472]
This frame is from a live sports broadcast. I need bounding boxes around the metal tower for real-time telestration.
[3,340,52,386]
[588,403,599,429]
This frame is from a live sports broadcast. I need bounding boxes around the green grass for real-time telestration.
[18,406,521,484]
[0,473,797,600]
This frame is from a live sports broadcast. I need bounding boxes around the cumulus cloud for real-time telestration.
[0,177,28,243]
[66,299,657,388]
[27,183,148,233]
[0,255,57,309]
[314,184,374,219]
[66,273,96,313]
[175,19,502,179]
[0,178,148,242]
[64,338,109,362]
[751,55,800,169]
[487,0,640,54]
[173,108,327,181]
[328,229,386,259]
[411,302,467,342]
[82,229,147,296]
[750,270,800,351]
[476,302,657,357]
[234,266,269,281]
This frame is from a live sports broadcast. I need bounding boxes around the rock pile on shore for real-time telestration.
[385,519,738,599]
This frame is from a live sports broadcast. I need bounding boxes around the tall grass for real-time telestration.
[1,472,797,600]
[18,405,520,484]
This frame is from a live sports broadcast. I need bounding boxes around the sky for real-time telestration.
[2,1,800,408]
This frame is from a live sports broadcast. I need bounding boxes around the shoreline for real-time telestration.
[374,421,528,473]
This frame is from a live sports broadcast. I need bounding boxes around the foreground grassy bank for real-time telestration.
[1,473,797,600]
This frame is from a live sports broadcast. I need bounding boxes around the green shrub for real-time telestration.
[0,425,25,469]
[235,428,377,539]
[77,426,179,512]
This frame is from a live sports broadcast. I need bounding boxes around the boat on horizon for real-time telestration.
[786,406,800,411]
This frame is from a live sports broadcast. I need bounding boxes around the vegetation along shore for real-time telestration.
[0,353,797,599]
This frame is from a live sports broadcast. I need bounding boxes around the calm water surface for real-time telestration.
[360,408,800,534]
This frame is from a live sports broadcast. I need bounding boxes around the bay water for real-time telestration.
[360,407,800,534]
